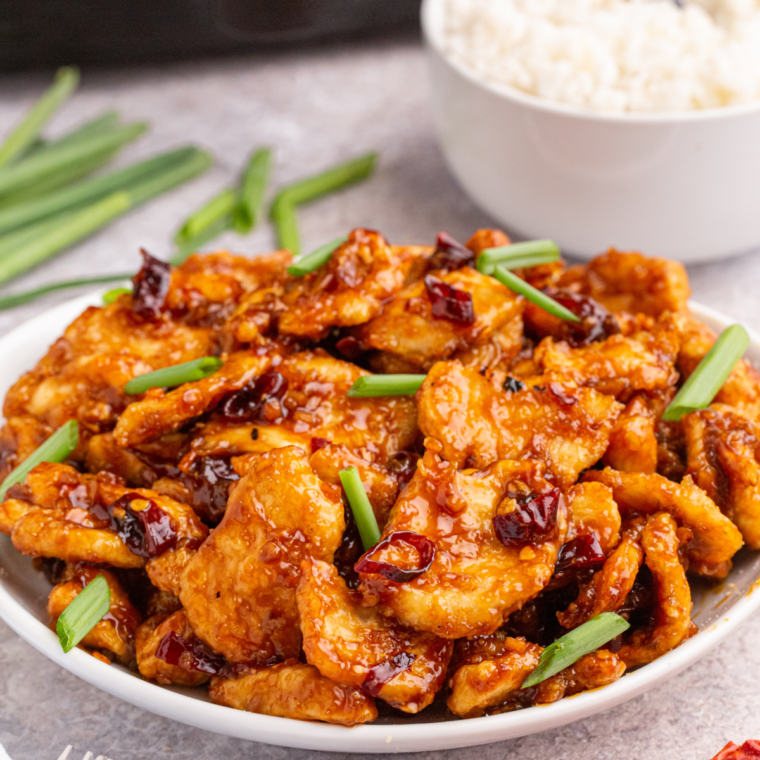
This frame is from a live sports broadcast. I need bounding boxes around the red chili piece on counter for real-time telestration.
[428,231,475,271]
[107,493,177,558]
[555,534,606,577]
[132,248,171,321]
[424,275,475,325]
[219,370,288,422]
[354,531,436,583]
[156,631,226,675]
[710,741,760,760]
[493,488,561,548]
[361,652,417,697]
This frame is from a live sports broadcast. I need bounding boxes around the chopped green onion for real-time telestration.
[522,612,630,689]
[47,111,121,150]
[0,67,80,168]
[175,188,237,246]
[0,420,79,500]
[339,466,381,550]
[0,147,201,236]
[124,356,223,395]
[56,574,111,653]
[233,148,272,234]
[493,265,581,323]
[0,274,131,311]
[102,287,132,305]
[171,214,231,266]
[0,193,131,286]
[663,324,750,422]
[0,121,147,198]
[347,374,426,398]
[271,201,300,256]
[270,152,377,215]
[477,240,560,276]
[288,236,348,277]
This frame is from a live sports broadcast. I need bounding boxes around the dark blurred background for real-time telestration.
[0,0,422,70]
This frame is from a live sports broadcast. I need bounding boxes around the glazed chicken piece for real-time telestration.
[619,512,695,667]
[209,660,377,726]
[417,361,622,488]
[359,267,523,370]
[179,446,344,664]
[557,249,690,317]
[136,609,220,686]
[678,315,760,422]
[297,558,452,713]
[47,565,141,662]
[275,228,428,340]
[179,351,418,468]
[565,481,621,555]
[683,405,760,549]
[357,441,566,638]
[603,394,660,473]
[583,469,743,578]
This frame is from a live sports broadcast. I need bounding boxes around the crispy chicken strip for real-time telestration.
[209,660,377,726]
[619,512,695,667]
[565,481,621,555]
[603,394,659,473]
[583,469,743,578]
[417,361,622,488]
[179,446,344,664]
[532,650,626,704]
[358,442,566,638]
[297,558,452,713]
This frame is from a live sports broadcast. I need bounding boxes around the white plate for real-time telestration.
[0,292,758,754]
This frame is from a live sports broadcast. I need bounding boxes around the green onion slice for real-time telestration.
[493,266,581,323]
[347,374,426,398]
[288,236,348,277]
[663,323,750,422]
[56,574,111,653]
[339,466,381,550]
[102,287,132,305]
[171,215,231,266]
[175,188,237,246]
[522,612,630,689]
[477,239,560,276]
[271,201,301,256]
[233,147,272,234]
[0,419,79,500]
[0,66,80,168]
[125,356,223,395]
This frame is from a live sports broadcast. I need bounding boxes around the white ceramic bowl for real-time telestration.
[1,291,760,752]
[421,0,760,263]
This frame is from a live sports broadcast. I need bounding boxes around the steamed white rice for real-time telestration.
[439,0,760,112]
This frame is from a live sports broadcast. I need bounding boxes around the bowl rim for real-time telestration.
[0,291,759,753]
[420,0,760,126]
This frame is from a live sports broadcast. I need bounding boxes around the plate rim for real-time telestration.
[0,291,758,754]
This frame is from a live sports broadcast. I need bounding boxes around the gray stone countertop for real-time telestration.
[0,37,759,760]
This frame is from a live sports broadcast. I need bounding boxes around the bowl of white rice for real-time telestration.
[422,0,760,262]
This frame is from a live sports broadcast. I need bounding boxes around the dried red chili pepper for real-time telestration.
[156,631,226,674]
[424,275,475,325]
[335,336,366,361]
[132,249,171,321]
[361,652,417,697]
[544,289,620,347]
[428,232,475,271]
[219,370,288,422]
[310,437,331,453]
[354,530,436,583]
[493,488,561,548]
[555,534,606,577]
[107,493,177,558]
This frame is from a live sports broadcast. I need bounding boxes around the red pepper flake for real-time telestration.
[354,530,436,583]
[132,249,171,321]
[711,742,760,760]
[428,232,475,271]
[310,437,331,453]
[219,370,288,422]
[493,488,561,548]
[156,631,226,674]
[424,275,475,325]
[107,493,177,558]
[361,652,417,697]
[555,534,606,577]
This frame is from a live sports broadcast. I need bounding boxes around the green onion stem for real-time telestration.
[521,612,630,689]
[0,67,80,168]
[233,147,272,234]
[347,374,426,398]
[0,121,147,198]
[663,324,751,421]
[271,201,301,256]
[477,239,560,276]
[102,287,132,305]
[171,214,231,266]
[339,466,381,550]
[0,420,79,500]
[124,356,224,395]
[0,274,131,311]
[288,236,348,277]
[123,149,212,207]
[493,266,581,323]
[175,188,237,245]
[56,574,111,653]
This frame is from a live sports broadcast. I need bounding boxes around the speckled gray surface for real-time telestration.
[0,38,759,760]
